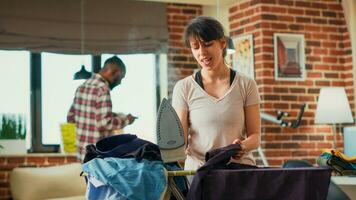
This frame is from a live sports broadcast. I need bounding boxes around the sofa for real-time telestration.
[10,163,86,200]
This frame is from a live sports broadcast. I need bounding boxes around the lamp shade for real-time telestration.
[315,87,354,124]
[74,65,92,80]
[226,37,236,55]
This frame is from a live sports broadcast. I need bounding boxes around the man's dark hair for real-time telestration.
[104,56,126,72]
[184,16,227,57]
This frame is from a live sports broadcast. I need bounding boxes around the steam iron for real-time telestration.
[156,98,186,163]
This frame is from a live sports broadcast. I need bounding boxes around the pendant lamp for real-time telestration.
[74,0,91,80]
[74,65,91,79]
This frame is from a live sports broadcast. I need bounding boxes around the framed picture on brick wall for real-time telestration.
[274,33,306,81]
[232,34,254,79]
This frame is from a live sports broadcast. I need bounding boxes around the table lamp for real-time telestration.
[315,87,354,148]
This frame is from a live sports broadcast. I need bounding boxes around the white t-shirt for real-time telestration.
[172,73,260,170]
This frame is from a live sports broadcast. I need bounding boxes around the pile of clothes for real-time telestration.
[82,134,167,200]
[82,134,188,200]
[317,149,356,176]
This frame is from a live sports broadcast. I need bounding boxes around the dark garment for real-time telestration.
[284,159,350,200]
[83,134,162,163]
[188,144,332,200]
[204,167,331,200]
[188,144,254,200]
[318,152,356,176]
[195,68,236,90]
[328,155,356,176]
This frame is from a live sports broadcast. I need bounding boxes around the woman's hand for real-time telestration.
[232,139,246,159]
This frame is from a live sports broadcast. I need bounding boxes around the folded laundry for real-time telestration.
[318,149,356,176]
[322,149,356,163]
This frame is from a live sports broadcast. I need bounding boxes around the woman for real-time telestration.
[172,16,261,171]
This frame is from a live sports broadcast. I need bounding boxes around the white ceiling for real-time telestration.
[137,0,239,6]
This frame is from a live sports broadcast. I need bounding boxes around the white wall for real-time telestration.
[202,4,231,34]
[342,0,356,110]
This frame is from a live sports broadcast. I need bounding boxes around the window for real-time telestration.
[41,53,91,144]
[102,54,158,142]
[0,50,31,148]
[0,50,167,152]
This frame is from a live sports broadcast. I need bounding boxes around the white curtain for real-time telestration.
[0,0,168,54]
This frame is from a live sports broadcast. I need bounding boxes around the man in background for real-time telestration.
[67,56,136,161]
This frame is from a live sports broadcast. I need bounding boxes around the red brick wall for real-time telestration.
[0,155,79,199]
[229,0,354,166]
[166,3,202,97]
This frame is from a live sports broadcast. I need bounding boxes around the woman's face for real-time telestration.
[189,37,226,70]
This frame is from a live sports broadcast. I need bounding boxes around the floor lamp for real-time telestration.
[315,87,354,149]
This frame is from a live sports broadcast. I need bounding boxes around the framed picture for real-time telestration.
[274,33,306,81]
[232,34,254,79]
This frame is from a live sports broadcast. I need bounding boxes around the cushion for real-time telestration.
[10,163,86,200]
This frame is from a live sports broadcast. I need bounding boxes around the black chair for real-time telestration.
[282,160,313,168]
[283,160,350,200]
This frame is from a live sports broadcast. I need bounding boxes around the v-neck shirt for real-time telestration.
[172,72,260,170]
[194,68,236,91]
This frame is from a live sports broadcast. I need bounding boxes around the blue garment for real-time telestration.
[87,176,126,200]
[83,157,166,200]
[165,162,188,193]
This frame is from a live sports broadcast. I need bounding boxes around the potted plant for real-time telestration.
[0,113,27,154]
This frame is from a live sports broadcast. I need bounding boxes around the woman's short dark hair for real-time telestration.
[184,16,227,57]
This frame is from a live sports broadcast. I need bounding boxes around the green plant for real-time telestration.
[0,114,26,139]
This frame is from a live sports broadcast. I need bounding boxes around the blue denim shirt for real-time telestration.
[83,157,166,200]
